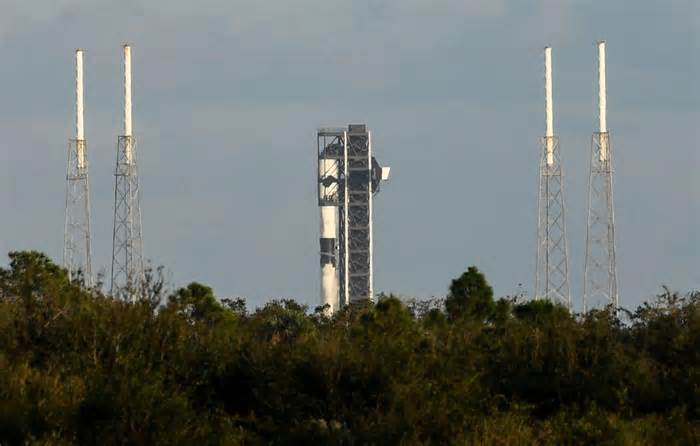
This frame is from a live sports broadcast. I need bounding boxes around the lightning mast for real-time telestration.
[111,44,144,299]
[535,47,571,309]
[583,41,618,311]
[63,49,93,286]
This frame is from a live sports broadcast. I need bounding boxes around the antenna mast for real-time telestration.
[64,49,93,286]
[583,41,618,311]
[535,47,571,309]
[111,44,144,299]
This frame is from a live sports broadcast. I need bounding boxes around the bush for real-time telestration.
[0,253,697,445]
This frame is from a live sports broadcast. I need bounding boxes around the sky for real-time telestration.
[0,0,697,311]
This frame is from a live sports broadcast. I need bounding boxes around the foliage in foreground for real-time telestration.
[0,251,698,445]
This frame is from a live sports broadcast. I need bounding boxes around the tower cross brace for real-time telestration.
[64,138,92,286]
[535,136,572,308]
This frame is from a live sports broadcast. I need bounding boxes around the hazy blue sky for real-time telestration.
[0,0,697,311]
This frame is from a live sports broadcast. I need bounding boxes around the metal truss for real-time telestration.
[583,132,618,311]
[111,135,144,300]
[535,136,572,309]
[63,138,92,286]
[343,125,373,303]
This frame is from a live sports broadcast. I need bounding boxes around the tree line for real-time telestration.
[0,251,698,445]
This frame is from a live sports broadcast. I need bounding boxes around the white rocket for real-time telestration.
[319,152,339,313]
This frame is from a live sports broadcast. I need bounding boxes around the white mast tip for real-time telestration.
[75,49,85,143]
[123,44,133,139]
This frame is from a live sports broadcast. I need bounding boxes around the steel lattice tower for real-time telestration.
[64,49,93,286]
[342,125,373,304]
[317,125,390,311]
[535,47,571,309]
[111,45,144,299]
[584,41,618,311]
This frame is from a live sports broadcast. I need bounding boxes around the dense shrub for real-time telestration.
[0,252,698,445]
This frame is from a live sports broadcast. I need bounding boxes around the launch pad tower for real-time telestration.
[317,125,390,312]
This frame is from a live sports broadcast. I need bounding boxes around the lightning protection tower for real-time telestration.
[111,44,144,299]
[64,49,93,286]
[317,124,390,312]
[583,41,618,311]
[535,47,571,309]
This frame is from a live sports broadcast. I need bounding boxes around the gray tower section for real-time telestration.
[342,125,373,303]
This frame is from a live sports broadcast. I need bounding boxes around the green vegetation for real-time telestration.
[0,251,698,445]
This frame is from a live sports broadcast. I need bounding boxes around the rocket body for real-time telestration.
[319,157,339,313]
